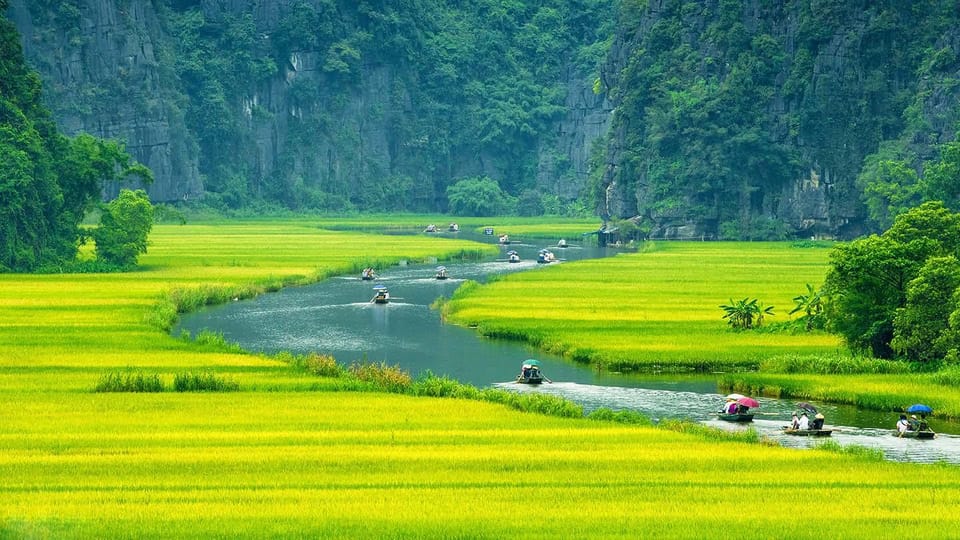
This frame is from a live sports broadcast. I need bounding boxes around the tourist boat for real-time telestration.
[371,285,390,304]
[360,268,377,280]
[557,239,568,248]
[435,266,448,280]
[717,412,754,422]
[895,430,936,439]
[516,359,549,384]
[424,224,438,233]
[499,234,510,245]
[448,223,459,232]
[507,250,520,263]
[783,428,833,437]
[537,249,556,263]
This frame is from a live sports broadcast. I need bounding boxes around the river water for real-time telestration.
[177,231,959,463]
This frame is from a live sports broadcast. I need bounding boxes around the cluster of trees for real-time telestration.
[825,202,960,363]
[0,5,153,272]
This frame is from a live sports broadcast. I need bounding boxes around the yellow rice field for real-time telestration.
[2,220,960,537]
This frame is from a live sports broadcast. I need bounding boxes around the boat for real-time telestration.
[557,239,567,248]
[537,249,555,263]
[371,285,390,304]
[499,234,510,245]
[717,412,754,422]
[435,266,448,280]
[895,430,936,439]
[516,359,549,384]
[360,268,377,280]
[783,427,833,437]
[507,250,520,263]
[448,223,459,232]
[424,224,438,233]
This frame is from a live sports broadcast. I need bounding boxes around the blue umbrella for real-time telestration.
[906,404,933,414]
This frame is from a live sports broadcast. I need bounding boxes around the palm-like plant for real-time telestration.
[789,284,824,331]
[720,298,775,330]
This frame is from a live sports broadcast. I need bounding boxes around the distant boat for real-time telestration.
[499,234,510,245]
[557,239,567,248]
[717,412,754,422]
[360,268,377,280]
[516,359,550,384]
[371,285,390,304]
[507,250,520,263]
[537,249,556,264]
[448,223,460,232]
[435,266,448,280]
[783,427,833,437]
[895,430,936,439]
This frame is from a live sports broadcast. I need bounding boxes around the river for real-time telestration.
[176,231,959,463]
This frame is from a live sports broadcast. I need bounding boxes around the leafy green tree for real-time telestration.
[891,256,960,362]
[446,176,515,216]
[922,140,960,211]
[90,189,155,268]
[825,202,960,358]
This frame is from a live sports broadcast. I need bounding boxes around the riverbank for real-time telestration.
[3,219,960,537]
[442,239,960,419]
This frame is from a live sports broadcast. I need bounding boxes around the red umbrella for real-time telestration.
[737,397,760,408]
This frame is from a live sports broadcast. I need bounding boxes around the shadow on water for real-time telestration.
[176,231,960,463]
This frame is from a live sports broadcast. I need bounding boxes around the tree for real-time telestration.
[824,202,960,358]
[891,256,960,362]
[446,176,515,216]
[90,189,154,268]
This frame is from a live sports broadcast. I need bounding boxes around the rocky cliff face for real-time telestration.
[8,0,609,208]
[597,0,960,239]
[8,0,202,203]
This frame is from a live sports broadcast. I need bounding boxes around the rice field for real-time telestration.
[444,241,843,370]
[3,220,960,537]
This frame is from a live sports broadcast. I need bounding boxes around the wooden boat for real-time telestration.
[372,285,390,304]
[516,370,544,385]
[516,360,549,384]
[507,250,520,263]
[717,412,754,422]
[783,427,833,437]
[435,266,448,280]
[895,430,936,439]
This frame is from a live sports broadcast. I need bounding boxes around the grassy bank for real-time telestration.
[444,241,841,370]
[3,220,960,537]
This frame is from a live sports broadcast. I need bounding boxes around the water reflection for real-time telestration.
[177,233,959,463]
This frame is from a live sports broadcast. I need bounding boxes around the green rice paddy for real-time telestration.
[3,219,960,538]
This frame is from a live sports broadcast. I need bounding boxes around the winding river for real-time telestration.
[177,231,960,463]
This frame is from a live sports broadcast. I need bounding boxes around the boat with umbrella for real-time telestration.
[516,359,551,384]
[435,266,449,280]
[783,402,833,436]
[717,394,758,422]
[896,404,936,439]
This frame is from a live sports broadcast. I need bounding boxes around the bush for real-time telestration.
[94,371,164,392]
[304,353,346,377]
[173,372,240,392]
[348,361,412,392]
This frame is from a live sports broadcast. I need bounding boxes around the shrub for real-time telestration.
[304,353,346,378]
[348,361,412,392]
[94,371,164,392]
[173,372,240,392]
[587,408,654,425]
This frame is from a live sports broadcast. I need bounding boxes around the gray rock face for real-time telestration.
[8,0,202,202]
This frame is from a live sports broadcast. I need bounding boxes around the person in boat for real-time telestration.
[798,412,809,430]
[811,413,825,430]
[908,415,921,431]
[724,399,737,414]
[735,403,749,414]
[361,267,376,280]
[448,223,459,232]
[918,414,930,431]
[424,224,437,233]
[791,413,800,429]
[896,414,910,434]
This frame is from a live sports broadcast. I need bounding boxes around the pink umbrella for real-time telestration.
[737,397,760,408]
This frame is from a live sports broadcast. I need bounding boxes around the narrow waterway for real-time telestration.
[177,231,959,463]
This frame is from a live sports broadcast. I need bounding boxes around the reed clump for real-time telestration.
[94,371,164,393]
[173,372,240,392]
